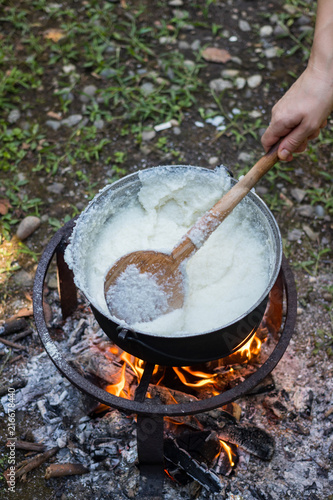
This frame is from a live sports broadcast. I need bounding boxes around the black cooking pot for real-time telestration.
[66,165,282,366]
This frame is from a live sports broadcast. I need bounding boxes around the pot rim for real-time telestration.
[69,164,283,339]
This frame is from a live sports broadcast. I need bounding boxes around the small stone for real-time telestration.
[314,205,325,217]
[260,25,273,37]
[221,69,239,78]
[168,0,183,5]
[287,229,303,242]
[265,47,278,58]
[79,85,97,103]
[206,115,225,127]
[8,109,21,124]
[247,74,262,88]
[47,276,58,289]
[46,183,65,195]
[297,205,314,217]
[248,110,262,119]
[239,20,251,32]
[141,130,156,141]
[140,82,155,96]
[159,36,176,45]
[62,64,76,73]
[256,186,268,196]
[302,224,318,241]
[323,292,333,302]
[59,88,74,102]
[93,119,105,130]
[13,269,33,288]
[184,59,196,69]
[178,41,190,50]
[274,24,289,36]
[100,68,117,78]
[297,15,311,26]
[16,216,41,241]
[61,114,83,127]
[238,152,253,163]
[291,188,306,203]
[46,120,61,131]
[191,40,201,51]
[235,77,246,89]
[209,78,233,92]
[208,157,219,166]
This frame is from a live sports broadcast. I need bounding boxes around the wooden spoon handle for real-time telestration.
[171,142,281,263]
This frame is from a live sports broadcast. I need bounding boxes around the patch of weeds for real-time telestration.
[292,247,331,276]
[208,92,263,145]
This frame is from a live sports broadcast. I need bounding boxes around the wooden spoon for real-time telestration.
[104,142,280,323]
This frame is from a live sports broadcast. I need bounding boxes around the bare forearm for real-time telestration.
[261,1,333,160]
[309,0,333,78]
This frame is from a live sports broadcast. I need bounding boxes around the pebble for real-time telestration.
[235,77,246,89]
[141,130,156,141]
[287,229,303,242]
[178,40,190,50]
[60,88,74,102]
[208,156,219,166]
[291,188,306,203]
[206,115,225,127]
[209,78,233,92]
[239,20,251,32]
[173,126,181,135]
[8,109,21,124]
[13,269,34,288]
[260,25,273,37]
[16,216,41,240]
[100,68,117,78]
[302,224,318,241]
[191,40,201,51]
[46,182,65,194]
[140,82,155,96]
[61,114,83,127]
[238,152,252,163]
[63,64,76,74]
[168,0,183,5]
[159,36,176,45]
[314,205,325,217]
[221,69,239,78]
[297,205,314,217]
[247,74,262,88]
[46,120,61,131]
[79,85,97,103]
[184,59,196,69]
[265,47,278,58]
[274,24,289,36]
[93,119,105,130]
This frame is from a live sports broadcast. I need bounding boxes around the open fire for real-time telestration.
[88,327,269,481]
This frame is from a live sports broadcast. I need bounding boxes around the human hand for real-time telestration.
[261,65,333,161]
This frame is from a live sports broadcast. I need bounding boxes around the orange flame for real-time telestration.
[173,366,217,388]
[105,362,128,398]
[238,334,262,360]
[219,440,236,467]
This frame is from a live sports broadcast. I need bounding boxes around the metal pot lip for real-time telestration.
[74,164,282,339]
